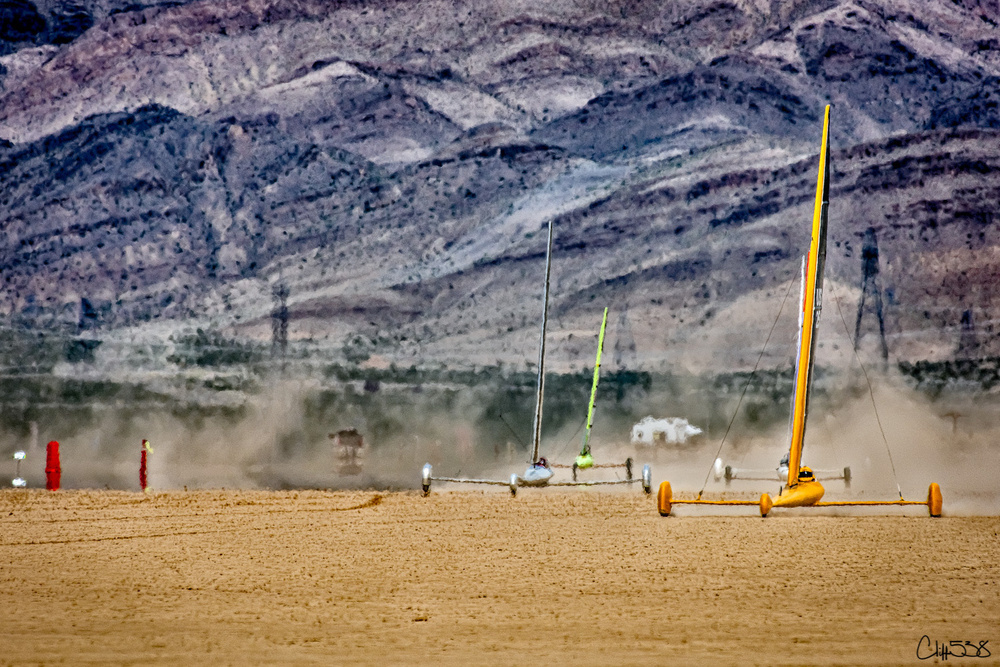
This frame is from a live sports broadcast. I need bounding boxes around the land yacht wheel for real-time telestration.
[642,464,652,495]
[509,473,519,497]
[928,483,942,517]
[759,493,773,517]
[421,463,432,496]
[656,481,672,516]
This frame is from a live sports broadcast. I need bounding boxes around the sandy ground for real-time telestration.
[1,488,997,666]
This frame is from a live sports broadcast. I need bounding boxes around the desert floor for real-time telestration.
[1,488,997,666]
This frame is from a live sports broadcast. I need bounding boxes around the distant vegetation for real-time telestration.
[0,326,70,374]
[167,329,263,368]
[898,358,1000,396]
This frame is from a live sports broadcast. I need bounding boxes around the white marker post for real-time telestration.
[12,451,26,487]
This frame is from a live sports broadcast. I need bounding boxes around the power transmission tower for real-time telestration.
[854,227,888,361]
[271,284,289,362]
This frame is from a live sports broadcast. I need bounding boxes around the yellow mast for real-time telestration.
[787,104,831,488]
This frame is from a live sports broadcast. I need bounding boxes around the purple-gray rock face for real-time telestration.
[2,0,999,374]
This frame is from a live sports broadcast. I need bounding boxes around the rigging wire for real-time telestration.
[538,416,587,464]
[497,412,528,449]
[697,275,797,498]
[556,416,586,457]
[831,288,904,500]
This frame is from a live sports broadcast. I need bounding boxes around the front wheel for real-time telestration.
[509,473,519,497]
[656,481,672,516]
[421,463,432,496]
[759,493,773,517]
[642,464,652,495]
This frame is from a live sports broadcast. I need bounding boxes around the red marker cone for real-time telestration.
[45,441,61,491]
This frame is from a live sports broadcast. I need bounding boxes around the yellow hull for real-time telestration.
[771,480,825,508]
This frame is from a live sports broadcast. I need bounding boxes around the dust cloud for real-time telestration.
[2,368,996,516]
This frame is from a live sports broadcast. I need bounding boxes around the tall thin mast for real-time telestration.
[787,104,831,488]
[580,307,609,456]
[529,219,555,464]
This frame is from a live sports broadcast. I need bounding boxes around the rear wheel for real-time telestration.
[641,464,652,495]
[656,481,672,516]
[509,473,519,497]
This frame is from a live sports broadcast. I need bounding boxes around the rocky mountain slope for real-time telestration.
[2,0,1000,377]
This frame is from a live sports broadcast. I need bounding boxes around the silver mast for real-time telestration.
[529,219,555,464]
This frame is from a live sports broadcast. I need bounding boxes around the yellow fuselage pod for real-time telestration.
[772,480,825,508]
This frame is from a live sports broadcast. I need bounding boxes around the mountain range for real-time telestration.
[2,0,1000,378]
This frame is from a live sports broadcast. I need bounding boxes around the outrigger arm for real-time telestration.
[657,480,943,517]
